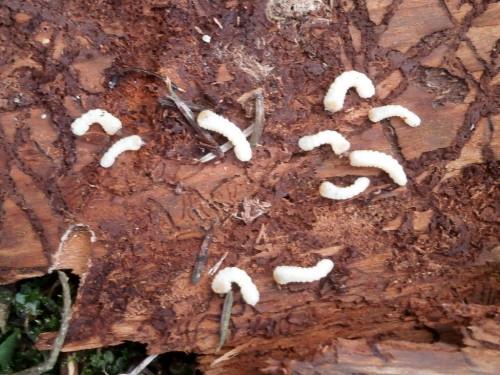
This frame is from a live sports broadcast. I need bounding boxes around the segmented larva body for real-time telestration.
[323,71,375,113]
[319,177,370,200]
[100,135,144,168]
[349,150,407,186]
[211,267,260,306]
[368,105,421,127]
[273,259,334,285]
[298,130,350,155]
[71,109,122,136]
[197,110,252,162]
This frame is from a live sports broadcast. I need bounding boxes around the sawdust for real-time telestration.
[265,0,325,22]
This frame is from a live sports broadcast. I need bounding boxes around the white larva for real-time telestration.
[100,135,144,168]
[368,105,421,127]
[273,259,334,285]
[323,71,375,113]
[197,110,252,162]
[298,130,350,155]
[319,177,370,200]
[349,150,407,186]
[198,123,254,163]
[71,109,122,136]
[211,267,259,306]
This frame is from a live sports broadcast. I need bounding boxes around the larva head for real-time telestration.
[71,120,88,136]
[323,97,343,113]
[127,135,144,150]
[234,145,252,162]
[100,156,115,168]
[197,109,213,123]
[394,174,407,186]
[404,115,421,127]
[243,289,260,306]
[99,114,122,135]
[298,136,315,151]
[211,268,233,294]
[332,138,350,155]
[272,267,289,285]
[317,259,334,274]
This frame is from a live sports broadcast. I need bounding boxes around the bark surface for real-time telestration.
[0,0,499,373]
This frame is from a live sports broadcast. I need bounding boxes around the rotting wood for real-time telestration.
[110,67,224,157]
[263,336,500,375]
[1,1,499,374]
[163,77,224,158]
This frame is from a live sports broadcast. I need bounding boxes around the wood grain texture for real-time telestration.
[0,0,498,373]
[263,303,500,374]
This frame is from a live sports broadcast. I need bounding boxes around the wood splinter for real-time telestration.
[158,97,206,112]
[109,67,223,157]
[108,67,179,91]
[250,90,265,147]
[164,78,224,158]
[216,290,234,352]
[191,228,215,284]
[208,252,229,276]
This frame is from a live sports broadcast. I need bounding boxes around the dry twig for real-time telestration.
[119,355,158,375]
[250,90,265,147]
[211,339,259,367]
[158,97,206,112]
[208,252,229,276]
[109,67,223,157]
[108,67,177,90]
[163,77,224,157]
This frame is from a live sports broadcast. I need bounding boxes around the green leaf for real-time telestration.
[14,293,25,305]
[103,350,115,364]
[0,330,18,372]
[25,302,38,316]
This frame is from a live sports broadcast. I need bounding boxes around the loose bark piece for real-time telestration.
[1,1,499,374]
[265,337,500,375]
[379,0,453,53]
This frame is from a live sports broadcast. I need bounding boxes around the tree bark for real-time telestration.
[1,0,499,373]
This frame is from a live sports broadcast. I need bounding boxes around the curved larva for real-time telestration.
[211,267,259,306]
[100,135,144,168]
[323,71,375,113]
[273,259,334,285]
[71,109,122,136]
[349,150,407,186]
[298,130,350,155]
[197,110,252,162]
[319,177,370,200]
[368,105,421,127]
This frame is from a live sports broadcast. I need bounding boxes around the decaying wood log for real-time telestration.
[264,338,500,375]
[262,303,500,374]
[1,0,499,374]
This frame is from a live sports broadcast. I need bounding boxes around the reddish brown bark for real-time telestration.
[1,0,498,373]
